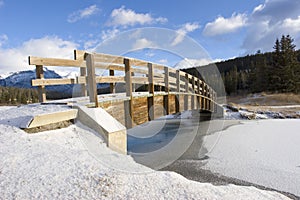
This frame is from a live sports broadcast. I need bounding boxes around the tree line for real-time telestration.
[184,35,300,95]
[0,86,39,105]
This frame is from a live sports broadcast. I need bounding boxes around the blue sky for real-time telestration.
[0,0,300,74]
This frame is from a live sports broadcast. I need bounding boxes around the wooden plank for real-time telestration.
[86,54,98,107]
[130,59,148,67]
[27,109,78,129]
[93,53,124,64]
[152,63,165,71]
[96,76,125,83]
[35,65,46,103]
[132,77,148,84]
[94,62,125,71]
[29,56,85,67]
[32,78,77,86]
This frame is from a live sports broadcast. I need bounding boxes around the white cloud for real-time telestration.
[0,36,79,74]
[68,5,99,23]
[101,28,120,41]
[282,16,300,32]
[203,13,248,36]
[107,6,167,27]
[252,4,265,14]
[158,59,168,65]
[171,22,200,46]
[0,34,8,47]
[0,0,4,7]
[242,0,300,54]
[132,38,156,50]
[83,39,99,50]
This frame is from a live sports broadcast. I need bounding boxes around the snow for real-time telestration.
[0,104,71,128]
[0,104,292,199]
[202,119,300,197]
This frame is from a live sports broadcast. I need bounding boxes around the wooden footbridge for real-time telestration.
[27,50,223,154]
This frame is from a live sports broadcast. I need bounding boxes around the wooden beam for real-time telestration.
[86,53,98,107]
[130,59,148,67]
[93,53,124,64]
[32,78,76,86]
[35,65,46,103]
[96,75,125,84]
[29,56,85,67]
[26,109,78,129]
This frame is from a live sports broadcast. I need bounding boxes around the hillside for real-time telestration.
[183,45,300,95]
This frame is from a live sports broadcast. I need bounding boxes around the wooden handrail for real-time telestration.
[28,50,217,115]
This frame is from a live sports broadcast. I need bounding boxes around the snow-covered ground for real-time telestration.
[202,119,300,197]
[0,104,291,199]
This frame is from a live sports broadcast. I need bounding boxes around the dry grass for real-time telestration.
[226,93,300,118]
[227,93,300,106]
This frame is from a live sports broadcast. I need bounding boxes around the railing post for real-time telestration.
[86,53,99,107]
[191,76,195,110]
[204,84,208,110]
[197,79,200,109]
[36,65,46,103]
[74,50,87,97]
[184,73,189,111]
[80,67,87,96]
[201,82,205,110]
[124,58,133,128]
[147,63,154,121]
[175,70,180,113]
[109,69,115,93]
[163,67,169,115]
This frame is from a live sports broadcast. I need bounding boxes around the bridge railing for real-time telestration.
[28,50,217,122]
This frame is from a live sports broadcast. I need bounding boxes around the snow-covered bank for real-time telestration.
[224,104,300,120]
[202,119,300,197]
[0,105,291,199]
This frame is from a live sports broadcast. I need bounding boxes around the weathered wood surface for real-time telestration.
[25,109,78,129]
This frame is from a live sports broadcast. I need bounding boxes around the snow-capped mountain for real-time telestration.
[0,68,110,99]
[0,68,74,99]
